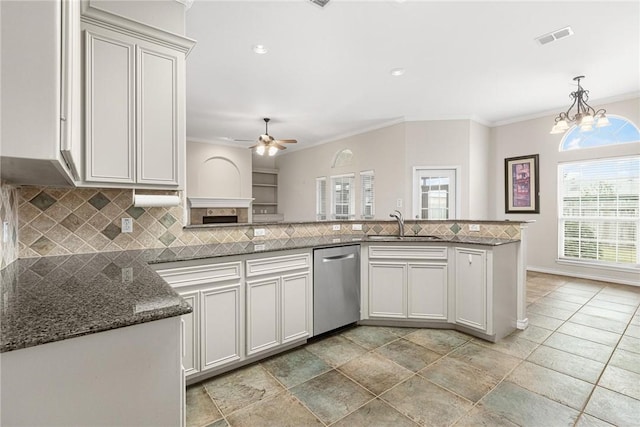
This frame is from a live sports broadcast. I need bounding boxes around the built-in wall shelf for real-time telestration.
[252,168,282,220]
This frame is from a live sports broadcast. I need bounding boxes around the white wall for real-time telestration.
[469,120,491,219]
[186,141,252,199]
[277,119,492,222]
[490,97,640,285]
[277,123,406,221]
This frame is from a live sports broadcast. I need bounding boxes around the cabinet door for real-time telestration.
[455,248,487,331]
[136,43,182,186]
[246,277,280,356]
[369,262,406,318]
[281,272,310,344]
[179,290,199,377]
[200,284,242,371]
[408,262,448,320]
[84,26,135,183]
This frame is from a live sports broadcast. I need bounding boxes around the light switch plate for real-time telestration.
[2,221,8,243]
[352,224,363,231]
[332,224,341,231]
[121,218,133,233]
[396,199,403,208]
[254,228,265,236]
[469,224,480,232]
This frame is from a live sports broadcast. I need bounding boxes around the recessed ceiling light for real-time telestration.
[390,68,405,77]
[252,44,268,54]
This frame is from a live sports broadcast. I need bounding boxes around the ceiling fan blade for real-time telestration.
[248,144,261,149]
[273,142,287,150]
[234,139,255,142]
[275,139,297,144]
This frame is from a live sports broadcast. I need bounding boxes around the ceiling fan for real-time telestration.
[249,118,297,156]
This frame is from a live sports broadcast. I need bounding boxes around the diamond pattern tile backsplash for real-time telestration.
[12,185,522,260]
[0,182,19,268]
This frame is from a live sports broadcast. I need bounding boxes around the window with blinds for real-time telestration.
[331,174,355,220]
[558,156,639,266]
[316,177,326,220]
[360,170,375,219]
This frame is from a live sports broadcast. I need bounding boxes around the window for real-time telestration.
[557,115,640,269]
[558,156,639,267]
[560,115,640,151]
[331,174,355,220]
[360,170,375,219]
[413,168,458,219]
[316,177,326,220]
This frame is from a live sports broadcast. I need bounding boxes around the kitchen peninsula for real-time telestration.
[2,219,529,424]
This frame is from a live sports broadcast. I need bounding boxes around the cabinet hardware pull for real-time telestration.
[322,253,355,262]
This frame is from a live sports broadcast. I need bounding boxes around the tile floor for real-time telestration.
[186,272,640,426]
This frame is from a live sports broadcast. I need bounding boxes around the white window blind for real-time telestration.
[316,177,327,220]
[331,174,355,220]
[558,156,639,266]
[360,170,375,219]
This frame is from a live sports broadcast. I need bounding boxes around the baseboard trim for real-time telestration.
[516,318,529,330]
[527,266,640,287]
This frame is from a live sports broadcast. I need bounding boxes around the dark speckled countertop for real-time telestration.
[1,234,518,353]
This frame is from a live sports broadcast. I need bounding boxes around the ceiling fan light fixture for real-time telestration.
[256,144,265,156]
[268,146,278,156]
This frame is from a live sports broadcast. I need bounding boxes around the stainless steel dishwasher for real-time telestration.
[313,245,361,336]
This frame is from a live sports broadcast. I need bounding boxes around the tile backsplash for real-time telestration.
[0,182,19,268]
[15,185,522,259]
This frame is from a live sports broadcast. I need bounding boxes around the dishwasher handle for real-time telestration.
[322,253,355,263]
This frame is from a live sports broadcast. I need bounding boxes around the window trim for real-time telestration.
[360,170,375,219]
[330,173,355,220]
[556,155,639,269]
[316,177,327,221]
[412,166,461,220]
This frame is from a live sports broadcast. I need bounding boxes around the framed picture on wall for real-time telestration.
[505,154,540,213]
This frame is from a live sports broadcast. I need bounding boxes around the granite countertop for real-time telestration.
[0,251,191,353]
[0,234,519,353]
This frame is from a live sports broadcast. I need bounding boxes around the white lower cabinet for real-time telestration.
[454,247,488,332]
[200,284,242,371]
[368,245,448,321]
[155,250,311,382]
[246,254,311,357]
[155,261,243,379]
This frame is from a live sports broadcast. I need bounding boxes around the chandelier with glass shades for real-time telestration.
[550,76,610,134]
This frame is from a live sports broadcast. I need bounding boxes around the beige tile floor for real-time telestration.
[186,272,640,427]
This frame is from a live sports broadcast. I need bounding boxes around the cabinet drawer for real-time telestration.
[246,253,310,277]
[156,261,241,288]
[369,245,447,260]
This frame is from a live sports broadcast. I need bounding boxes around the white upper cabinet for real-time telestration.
[0,0,81,186]
[82,21,187,188]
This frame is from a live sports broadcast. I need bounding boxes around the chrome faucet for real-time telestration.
[390,210,404,237]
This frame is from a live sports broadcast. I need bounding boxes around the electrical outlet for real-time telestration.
[2,221,9,243]
[469,224,480,232]
[121,267,133,283]
[333,238,341,243]
[332,224,341,231]
[254,228,265,237]
[352,223,363,231]
[121,217,133,233]
[396,199,403,208]
[254,244,266,251]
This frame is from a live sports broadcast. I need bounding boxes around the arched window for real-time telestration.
[559,115,640,151]
[557,115,639,269]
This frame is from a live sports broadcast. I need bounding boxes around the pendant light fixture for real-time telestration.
[550,76,610,134]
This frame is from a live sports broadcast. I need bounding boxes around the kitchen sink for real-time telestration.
[367,235,444,241]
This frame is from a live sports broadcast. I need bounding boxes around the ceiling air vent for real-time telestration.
[310,0,330,7]
[535,26,574,46]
